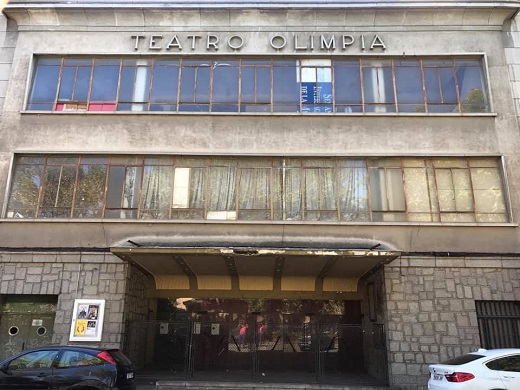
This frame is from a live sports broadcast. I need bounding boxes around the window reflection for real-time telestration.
[6,155,508,223]
[28,56,490,113]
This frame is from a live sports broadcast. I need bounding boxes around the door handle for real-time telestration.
[37,373,47,377]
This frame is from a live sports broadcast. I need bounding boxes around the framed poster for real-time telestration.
[69,299,105,342]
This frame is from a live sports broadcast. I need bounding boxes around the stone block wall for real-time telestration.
[384,256,520,390]
[0,251,146,349]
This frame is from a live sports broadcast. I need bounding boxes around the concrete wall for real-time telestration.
[384,256,520,390]
[1,8,520,254]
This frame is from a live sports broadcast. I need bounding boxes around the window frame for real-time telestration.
[25,55,493,115]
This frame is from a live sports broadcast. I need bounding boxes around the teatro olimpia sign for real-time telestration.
[131,33,387,52]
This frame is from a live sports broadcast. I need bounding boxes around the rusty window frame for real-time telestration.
[28,56,490,114]
[6,155,509,223]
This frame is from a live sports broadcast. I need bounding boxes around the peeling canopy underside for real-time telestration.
[111,246,400,299]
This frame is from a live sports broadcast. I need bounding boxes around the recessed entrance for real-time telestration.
[125,298,381,385]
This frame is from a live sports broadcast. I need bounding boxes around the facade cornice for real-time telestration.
[4,0,520,10]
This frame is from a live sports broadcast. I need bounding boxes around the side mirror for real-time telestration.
[0,363,10,374]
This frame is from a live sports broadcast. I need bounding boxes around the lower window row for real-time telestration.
[5,155,508,223]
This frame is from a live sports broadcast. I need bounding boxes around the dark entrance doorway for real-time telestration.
[125,298,369,384]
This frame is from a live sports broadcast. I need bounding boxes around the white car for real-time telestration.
[428,349,520,390]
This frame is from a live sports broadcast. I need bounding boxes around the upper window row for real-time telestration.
[6,155,507,223]
[27,57,489,114]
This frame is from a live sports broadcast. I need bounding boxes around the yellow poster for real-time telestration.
[74,320,87,336]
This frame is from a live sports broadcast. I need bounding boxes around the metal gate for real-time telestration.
[476,300,520,348]
[124,319,365,382]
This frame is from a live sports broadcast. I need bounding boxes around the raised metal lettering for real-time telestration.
[270,35,286,50]
[149,35,163,50]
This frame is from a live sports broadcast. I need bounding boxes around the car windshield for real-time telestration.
[441,354,485,365]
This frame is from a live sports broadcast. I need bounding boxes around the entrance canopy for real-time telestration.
[112,242,400,299]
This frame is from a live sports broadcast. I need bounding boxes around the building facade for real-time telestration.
[1,1,520,389]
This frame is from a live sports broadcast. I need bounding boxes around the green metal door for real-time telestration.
[0,296,57,361]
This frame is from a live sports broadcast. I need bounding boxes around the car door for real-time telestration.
[0,349,58,390]
[485,354,520,390]
[51,349,112,390]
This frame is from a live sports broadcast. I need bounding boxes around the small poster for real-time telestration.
[69,299,105,341]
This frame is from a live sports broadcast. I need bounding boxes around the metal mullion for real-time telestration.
[269,159,274,221]
[431,163,443,222]
[335,160,341,221]
[114,59,123,110]
[136,161,146,219]
[70,157,81,219]
[209,61,214,111]
[298,60,303,113]
[383,167,390,214]
[53,165,64,209]
[174,60,181,112]
[146,60,153,111]
[53,58,65,108]
[34,158,48,218]
[419,60,428,113]
[364,159,373,221]
[301,161,306,220]
[203,158,209,220]
[100,158,111,218]
[467,165,478,222]
[70,65,79,102]
[238,60,243,112]
[331,61,336,113]
[168,159,175,220]
[451,59,462,112]
[391,60,398,113]
[359,61,366,113]
[86,59,95,109]
[236,163,242,218]
[270,60,274,113]
[400,159,409,222]
[436,66,444,105]
[193,66,199,105]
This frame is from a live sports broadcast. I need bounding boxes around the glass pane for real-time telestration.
[151,61,179,103]
[140,165,172,216]
[338,163,369,221]
[30,63,60,104]
[75,67,93,102]
[207,166,236,211]
[439,67,457,103]
[238,168,270,209]
[75,164,107,209]
[57,67,76,101]
[123,167,142,208]
[404,168,432,213]
[387,169,405,211]
[273,166,302,220]
[457,64,487,112]
[106,166,125,208]
[395,64,423,105]
[90,61,120,101]
[362,66,394,104]
[119,67,136,102]
[41,166,76,208]
[212,61,239,104]
[370,169,386,211]
[180,65,211,103]
[273,62,298,104]
[7,164,43,215]
[333,62,361,105]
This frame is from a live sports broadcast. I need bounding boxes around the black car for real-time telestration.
[0,345,136,390]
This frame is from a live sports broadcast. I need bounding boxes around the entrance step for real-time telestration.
[155,381,390,390]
